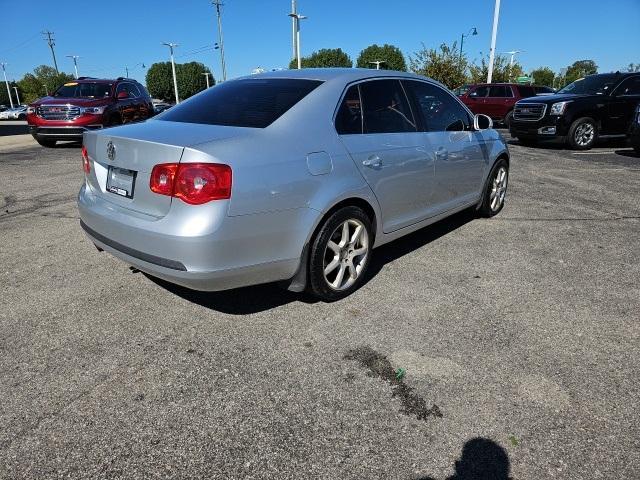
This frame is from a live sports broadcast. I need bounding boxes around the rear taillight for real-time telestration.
[81,145,90,174]
[150,163,232,205]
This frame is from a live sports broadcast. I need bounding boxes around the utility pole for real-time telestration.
[288,10,307,69]
[486,0,501,84]
[369,61,385,70]
[202,71,212,88]
[125,66,129,77]
[162,42,180,104]
[66,55,80,78]
[1,63,14,109]
[290,0,297,61]
[211,0,227,81]
[12,85,20,105]
[42,30,59,74]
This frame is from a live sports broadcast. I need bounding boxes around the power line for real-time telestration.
[42,30,59,73]
[211,0,227,81]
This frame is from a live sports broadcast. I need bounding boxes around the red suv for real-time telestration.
[458,83,554,127]
[27,77,154,147]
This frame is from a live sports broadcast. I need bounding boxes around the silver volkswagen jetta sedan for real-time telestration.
[78,69,509,301]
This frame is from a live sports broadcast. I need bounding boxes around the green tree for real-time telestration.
[530,67,555,87]
[468,54,524,84]
[356,44,407,71]
[409,42,467,90]
[145,61,211,102]
[288,48,352,69]
[563,59,598,85]
[626,63,640,72]
[14,65,74,104]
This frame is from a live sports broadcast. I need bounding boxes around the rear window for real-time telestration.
[517,86,536,98]
[53,82,112,98]
[158,78,323,128]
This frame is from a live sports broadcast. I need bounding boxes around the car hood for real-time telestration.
[517,93,597,104]
[31,96,111,107]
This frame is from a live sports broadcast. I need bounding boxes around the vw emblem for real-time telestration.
[106,141,116,162]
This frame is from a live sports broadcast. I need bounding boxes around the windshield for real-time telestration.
[53,82,112,98]
[558,75,619,95]
[158,78,323,128]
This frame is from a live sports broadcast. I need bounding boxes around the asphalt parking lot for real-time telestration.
[1,133,639,479]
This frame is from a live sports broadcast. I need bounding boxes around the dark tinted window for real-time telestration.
[335,85,362,134]
[117,83,140,98]
[488,85,513,97]
[404,80,470,132]
[360,80,416,134]
[517,86,536,97]
[470,86,489,97]
[616,76,640,96]
[53,82,112,98]
[159,78,322,128]
[558,74,619,95]
[533,86,554,94]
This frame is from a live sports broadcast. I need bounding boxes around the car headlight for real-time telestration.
[82,106,106,115]
[27,106,36,114]
[549,101,571,116]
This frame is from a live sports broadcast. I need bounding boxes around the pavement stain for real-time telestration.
[344,345,443,421]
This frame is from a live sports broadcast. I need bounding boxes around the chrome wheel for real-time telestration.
[323,219,369,291]
[490,167,508,212]
[574,122,595,147]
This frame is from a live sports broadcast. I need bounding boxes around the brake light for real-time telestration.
[149,163,232,204]
[81,145,90,174]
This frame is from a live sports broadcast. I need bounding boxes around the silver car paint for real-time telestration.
[78,68,508,292]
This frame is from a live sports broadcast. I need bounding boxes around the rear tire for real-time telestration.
[308,206,373,302]
[567,117,597,150]
[504,110,513,129]
[35,138,56,148]
[478,159,509,217]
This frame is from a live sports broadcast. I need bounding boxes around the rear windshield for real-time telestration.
[53,82,112,98]
[157,78,323,128]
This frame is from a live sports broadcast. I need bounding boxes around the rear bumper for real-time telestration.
[77,183,315,291]
[509,116,571,141]
[30,125,103,141]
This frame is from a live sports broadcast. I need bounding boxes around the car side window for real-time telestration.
[471,86,489,97]
[335,85,363,135]
[116,83,138,98]
[616,77,640,96]
[488,86,512,97]
[404,80,471,133]
[359,80,416,134]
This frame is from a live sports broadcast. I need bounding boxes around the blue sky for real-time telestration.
[1,0,639,85]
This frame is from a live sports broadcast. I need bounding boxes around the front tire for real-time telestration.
[479,159,509,217]
[568,117,597,150]
[308,206,373,301]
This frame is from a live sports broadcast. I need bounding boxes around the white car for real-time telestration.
[0,106,27,120]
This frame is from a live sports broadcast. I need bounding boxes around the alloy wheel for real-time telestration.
[490,167,508,212]
[574,122,595,147]
[323,219,369,291]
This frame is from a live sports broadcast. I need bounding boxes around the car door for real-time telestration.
[115,83,136,123]
[464,85,490,115]
[403,80,486,214]
[337,79,435,233]
[485,85,514,120]
[608,76,640,134]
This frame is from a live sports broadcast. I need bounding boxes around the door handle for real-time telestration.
[362,155,382,168]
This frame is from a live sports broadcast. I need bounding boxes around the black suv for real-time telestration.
[509,72,640,150]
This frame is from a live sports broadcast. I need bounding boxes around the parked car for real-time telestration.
[78,69,509,301]
[153,102,173,114]
[629,103,640,154]
[0,105,9,112]
[26,77,154,147]
[0,105,27,120]
[458,83,552,127]
[509,72,640,150]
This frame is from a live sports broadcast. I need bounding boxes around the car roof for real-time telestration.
[238,68,429,83]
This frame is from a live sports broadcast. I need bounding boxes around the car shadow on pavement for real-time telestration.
[615,148,640,159]
[416,437,512,480]
[148,208,476,314]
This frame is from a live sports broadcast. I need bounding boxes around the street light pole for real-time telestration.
[66,55,80,78]
[202,72,211,88]
[212,0,227,81]
[12,85,20,105]
[288,12,307,69]
[1,63,14,109]
[162,42,180,104]
[291,0,297,61]
[369,61,385,70]
[487,0,501,84]
[458,27,477,74]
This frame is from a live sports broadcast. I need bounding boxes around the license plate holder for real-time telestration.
[106,166,136,199]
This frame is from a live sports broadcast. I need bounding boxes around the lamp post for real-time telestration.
[1,63,14,109]
[66,55,80,78]
[487,0,501,83]
[458,27,477,73]
[162,42,180,104]
[369,60,386,70]
[202,71,212,88]
[12,85,20,105]
[501,50,524,81]
[288,11,308,69]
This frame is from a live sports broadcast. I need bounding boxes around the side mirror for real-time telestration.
[117,91,129,100]
[474,113,493,131]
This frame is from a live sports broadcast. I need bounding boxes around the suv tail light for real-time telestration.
[81,145,90,174]
[150,163,232,205]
